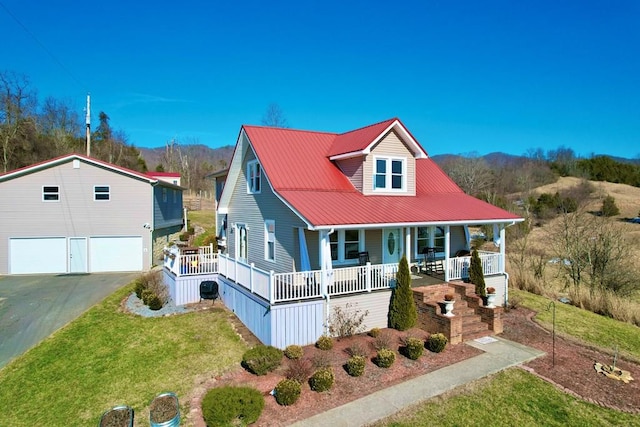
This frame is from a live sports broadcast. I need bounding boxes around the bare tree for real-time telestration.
[261,103,289,128]
[0,70,37,172]
[38,96,82,154]
[439,153,494,196]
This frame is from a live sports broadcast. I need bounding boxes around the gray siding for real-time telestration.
[0,159,153,273]
[449,226,467,255]
[364,229,383,264]
[153,185,183,230]
[226,140,307,273]
[330,291,392,331]
[336,156,363,191]
[485,274,507,306]
[363,130,416,196]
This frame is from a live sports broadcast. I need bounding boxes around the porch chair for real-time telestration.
[358,251,370,266]
[199,281,219,304]
[422,247,444,277]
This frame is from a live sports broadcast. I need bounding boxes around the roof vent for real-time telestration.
[73,159,80,169]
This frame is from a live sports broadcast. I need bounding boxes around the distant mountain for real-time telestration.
[138,144,234,172]
[431,152,527,168]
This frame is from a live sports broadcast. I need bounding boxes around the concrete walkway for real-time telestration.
[291,337,545,427]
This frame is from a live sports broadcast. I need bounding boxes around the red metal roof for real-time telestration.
[241,120,521,227]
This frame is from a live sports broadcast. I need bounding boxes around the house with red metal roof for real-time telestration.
[165,118,522,348]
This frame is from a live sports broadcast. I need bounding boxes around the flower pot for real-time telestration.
[441,300,455,317]
[99,405,134,427]
[485,293,497,308]
[149,392,180,427]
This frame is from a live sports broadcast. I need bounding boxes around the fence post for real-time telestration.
[250,263,255,293]
[269,270,275,304]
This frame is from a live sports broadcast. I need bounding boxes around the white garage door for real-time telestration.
[10,237,67,274]
[90,236,143,272]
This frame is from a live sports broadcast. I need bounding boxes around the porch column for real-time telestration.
[500,224,506,273]
[404,227,411,262]
[444,225,450,281]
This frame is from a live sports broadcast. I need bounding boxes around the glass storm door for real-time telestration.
[236,224,248,262]
[382,228,401,265]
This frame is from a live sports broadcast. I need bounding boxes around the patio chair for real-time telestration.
[358,251,370,266]
[199,280,219,304]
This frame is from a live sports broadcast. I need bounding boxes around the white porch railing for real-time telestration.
[163,245,218,276]
[447,251,501,280]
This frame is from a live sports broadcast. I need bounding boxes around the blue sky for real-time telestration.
[2,0,638,159]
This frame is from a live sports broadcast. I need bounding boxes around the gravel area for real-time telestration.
[124,293,194,317]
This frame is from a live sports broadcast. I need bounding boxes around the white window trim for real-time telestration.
[373,156,406,192]
[247,160,261,194]
[414,226,445,258]
[264,220,276,262]
[94,185,110,201]
[42,185,60,202]
[330,229,365,265]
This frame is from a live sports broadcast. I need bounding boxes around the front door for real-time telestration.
[69,237,88,273]
[382,228,401,265]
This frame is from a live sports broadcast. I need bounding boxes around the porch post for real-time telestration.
[404,227,411,263]
[444,225,450,281]
[500,225,506,273]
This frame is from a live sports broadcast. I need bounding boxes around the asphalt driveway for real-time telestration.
[0,273,137,370]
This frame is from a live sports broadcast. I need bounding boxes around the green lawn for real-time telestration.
[188,210,217,247]
[511,289,640,360]
[0,285,247,426]
[377,368,640,427]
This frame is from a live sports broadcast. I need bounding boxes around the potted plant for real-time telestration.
[149,392,180,427]
[441,293,455,317]
[99,405,134,427]
[485,286,497,308]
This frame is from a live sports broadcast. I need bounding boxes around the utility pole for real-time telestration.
[85,93,91,156]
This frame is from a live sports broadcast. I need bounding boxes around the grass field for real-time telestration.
[0,284,246,426]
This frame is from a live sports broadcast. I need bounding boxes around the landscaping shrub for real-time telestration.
[179,232,190,242]
[328,303,369,338]
[312,352,331,369]
[141,289,154,305]
[401,336,424,360]
[346,355,366,377]
[201,386,264,426]
[274,378,301,406]
[242,345,283,376]
[134,278,146,299]
[470,249,486,297]
[388,255,417,330]
[285,358,313,383]
[284,345,304,360]
[427,333,448,353]
[374,348,396,368]
[187,225,195,235]
[368,327,381,338]
[315,335,334,350]
[373,330,394,351]
[147,295,163,311]
[346,342,368,357]
[309,368,335,392]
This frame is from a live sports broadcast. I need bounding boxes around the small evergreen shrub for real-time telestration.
[374,348,396,368]
[602,195,620,217]
[309,368,335,392]
[141,289,154,305]
[373,330,394,351]
[201,386,264,426]
[284,345,304,360]
[388,255,417,330]
[134,278,147,298]
[401,337,424,360]
[274,378,301,406]
[285,358,314,383]
[346,355,366,377]
[315,335,334,350]
[147,295,163,311]
[242,345,283,375]
[427,333,448,353]
[470,249,486,297]
[368,327,381,338]
[187,226,195,235]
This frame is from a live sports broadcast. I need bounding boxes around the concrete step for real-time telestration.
[463,329,495,342]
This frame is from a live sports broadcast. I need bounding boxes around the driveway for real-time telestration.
[0,273,137,370]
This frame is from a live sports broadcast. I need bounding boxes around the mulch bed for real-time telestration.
[501,307,640,413]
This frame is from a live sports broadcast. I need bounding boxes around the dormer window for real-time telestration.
[247,160,261,194]
[374,157,404,191]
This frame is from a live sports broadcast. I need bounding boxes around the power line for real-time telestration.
[0,0,87,90]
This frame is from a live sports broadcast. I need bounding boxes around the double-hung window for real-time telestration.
[94,185,110,201]
[247,160,261,194]
[264,220,275,262]
[415,226,445,257]
[43,186,59,201]
[330,229,362,263]
[374,157,404,191]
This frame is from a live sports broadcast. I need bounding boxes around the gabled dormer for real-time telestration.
[328,118,428,196]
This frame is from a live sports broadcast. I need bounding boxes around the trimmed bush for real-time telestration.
[374,348,396,368]
[402,337,424,360]
[147,295,163,311]
[284,345,304,360]
[134,278,146,299]
[368,327,381,338]
[388,255,417,330]
[201,386,264,426]
[470,249,486,297]
[309,368,335,392]
[285,358,313,383]
[427,333,448,353]
[141,289,154,305]
[274,379,301,406]
[346,355,366,377]
[242,345,283,376]
[315,335,334,350]
[179,232,190,242]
